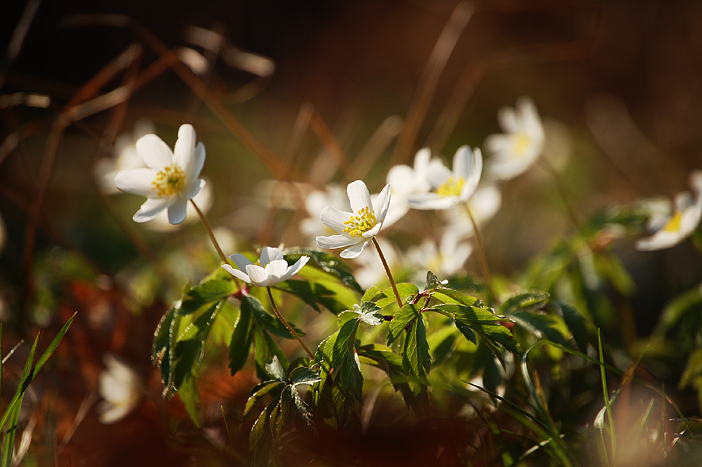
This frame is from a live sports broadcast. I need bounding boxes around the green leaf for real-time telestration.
[332,318,363,402]
[254,327,288,381]
[358,344,421,412]
[229,300,254,375]
[403,314,431,396]
[178,277,237,315]
[178,374,201,427]
[275,279,357,315]
[500,291,550,315]
[424,271,442,291]
[290,367,321,386]
[376,283,419,309]
[558,302,589,352]
[362,285,383,303]
[433,286,481,307]
[249,405,275,466]
[510,311,570,347]
[246,295,305,339]
[429,304,500,323]
[244,381,284,418]
[387,304,421,344]
[284,248,363,293]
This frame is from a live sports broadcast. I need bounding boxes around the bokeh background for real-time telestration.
[1,0,702,465]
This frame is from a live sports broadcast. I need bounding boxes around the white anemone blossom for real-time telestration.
[97,354,142,424]
[114,124,206,224]
[635,171,702,251]
[407,229,473,278]
[407,146,482,210]
[222,247,309,287]
[383,147,433,227]
[316,180,392,259]
[485,97,545,181]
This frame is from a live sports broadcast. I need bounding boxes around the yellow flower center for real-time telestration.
[662,211,683,232]
[152,163,185,197]
[512,133,531,157]
[342,207,377,237]
[436,177,465,198]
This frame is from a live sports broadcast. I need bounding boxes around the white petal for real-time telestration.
[459,147,482,202]
[136,134,173,170]
[319,206,352,233]
[114,168,159,197]
[386,165,414,196]
[381,198,409,229]
[347,180,372,213]
[229,254,253,271]
[362,223,382,238]
[635,231,684,251]
[182,178,205,200]
[316,234,359,249]
[425,160,453,188]
[488,157,532,181]
[174,124,197,172]
[133,197,171,223]
[497,105,519,133]
[278,256,309,282]
[414,147,431,172]
[264,259,289,281]
[340,240,371,258]
[373,184,392,225]
[98,401,131,424]
[167,198,188,224]
[407,193,457,210]
[260,247,284,267]
[246,264,270,286]
[221,264,251,283]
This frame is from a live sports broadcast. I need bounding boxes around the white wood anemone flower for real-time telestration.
[485,97,545,181]
[407,146,482,210]
[97,354,142,424]
[222,247,309,287]
[316,180,392,259]
[114,124,206,225]
[383,147,433,227]
[635,170,702,251]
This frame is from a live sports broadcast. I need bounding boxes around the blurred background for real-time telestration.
[1,0,702,465]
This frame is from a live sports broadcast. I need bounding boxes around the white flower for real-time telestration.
[442,183,502,238]
[97,354,142,424]
[485,97,544,181]
[222,247,309,287]
[94,119,156,194]
[299,184,350,240]
[635,171,702,251]
[383,148,433,227]
[407,229,473,278]
[407,146,482,210]
[145,180,214,232]
[316,180,392,259]
[114,124,206,224]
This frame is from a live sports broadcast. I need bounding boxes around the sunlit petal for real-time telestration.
[316,234,359,249]
[133,197,171,223]
[167,198,188,224]
[136,134,173,170]
[319,206,352,233]
[347,180,373,213]
[340,240,371,258]
[114,168,158,197]
[222,264,250,283]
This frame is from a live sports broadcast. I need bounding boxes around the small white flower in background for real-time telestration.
[442,184,502,238]
[407,146,482,210]
[97,354,142,424]
[635,170,702,251]
[222,246,309,287]
[316,180,392,259]
[300,184,350,240]
[95,119,156,195]
[406,229,473,279]
[383,147,433,227]
[485,97,545,181]
[114,124,206,225]
[352,238,398,289]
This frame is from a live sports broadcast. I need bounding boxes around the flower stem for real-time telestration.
[373,237,403,309]
[267,287,314,359]
[463,204,498,304]
[190,199,227,264]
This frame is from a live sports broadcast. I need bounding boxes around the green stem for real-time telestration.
[267,287,314,359]
[372,237,403,308]
[190,199,228,264]
[463,204,497,304]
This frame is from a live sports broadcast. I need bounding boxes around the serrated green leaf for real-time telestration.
[500,291,550,315]
[424,271,442,291]
[433,286,481,307]
[254,327,288,381]
[178,278,237,315]
[229,300,253,375]
[510,310,569,347]
[403,314,431,396]
[178,373,201,427]
[250,405,274,466]
[377,283,419,309]
[275,279,356,315]
[387,304,420,344]
[455,320,477,344]
[429,304,500,322]
[244,380,284,419]
[362,285,383,303]
[245,295,305,339]
[290,367,321,386]
[332,318,363,402]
